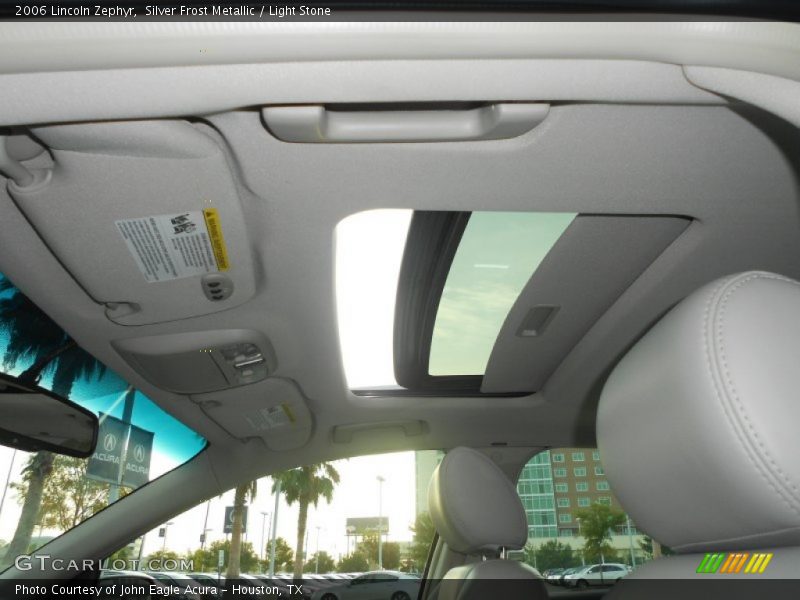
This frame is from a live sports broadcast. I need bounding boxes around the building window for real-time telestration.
[596,481,610,491]
[557,498,570,508]
[552,453,565,463]
[555,483,569,493]
[578,497,591,507]
[597,496,612,505]
[574,467,587,477]
[559,513,572,523]
[595,466,604,476]
[592,451,601,461]
[559,529,574,537]
[571,451,585,462]
[576,482,589,492]
[554,468,567,478]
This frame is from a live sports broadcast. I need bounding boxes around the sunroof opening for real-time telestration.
[335,209,412,389]
[429,212,575,376]
[336,209,575,393]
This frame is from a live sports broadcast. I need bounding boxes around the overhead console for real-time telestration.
[114,329,312,450]
[3,119,256,325]
[113,329,276,394]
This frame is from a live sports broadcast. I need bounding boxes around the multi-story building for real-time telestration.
[516,450,557,538]
[517,447,646,564]
[546,448,624,537]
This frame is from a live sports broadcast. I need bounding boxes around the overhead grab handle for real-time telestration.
[262,103,549,143]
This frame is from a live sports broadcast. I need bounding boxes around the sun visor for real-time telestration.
[7,119,256,325]
[193,378,313,452]
[481,215,690,394]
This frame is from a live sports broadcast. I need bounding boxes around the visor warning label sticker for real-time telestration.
[244,404,297,432]
[115,209,230,283]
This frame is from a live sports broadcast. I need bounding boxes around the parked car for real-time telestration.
[309,571,420,600]
[556,567,580,586]
[562,563,630,588]
[543,568,565,584]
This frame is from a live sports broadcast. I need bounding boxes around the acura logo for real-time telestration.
[133,444,145,463]
[103,434,117,452]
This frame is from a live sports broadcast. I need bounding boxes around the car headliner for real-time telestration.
[0,20,799,577]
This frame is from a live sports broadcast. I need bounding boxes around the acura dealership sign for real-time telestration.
[87,413,153,489]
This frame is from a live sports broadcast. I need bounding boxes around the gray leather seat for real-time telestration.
[428,446,548,600]
[598,271,800,597]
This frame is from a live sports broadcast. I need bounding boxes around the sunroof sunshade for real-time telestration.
[429,212,575,376]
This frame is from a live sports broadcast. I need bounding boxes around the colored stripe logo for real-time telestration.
[696,552,773,574]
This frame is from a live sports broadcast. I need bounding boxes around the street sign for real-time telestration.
[86,413,153,489]
[345,516,389,536]
[218,550,225,568]
[224,506,248,534]
[158,528,166,538]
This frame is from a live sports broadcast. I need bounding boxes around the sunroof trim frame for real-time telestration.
[392,210,486,393]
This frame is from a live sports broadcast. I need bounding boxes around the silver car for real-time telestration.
[562,563,630,588]
[309,571,420,600]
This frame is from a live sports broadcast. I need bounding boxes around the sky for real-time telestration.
[335,209,411,389]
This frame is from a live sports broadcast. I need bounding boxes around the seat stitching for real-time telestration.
[716,273,800,502]
[705,272,800,517]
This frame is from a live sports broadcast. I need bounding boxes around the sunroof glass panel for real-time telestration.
[428,212,576,376]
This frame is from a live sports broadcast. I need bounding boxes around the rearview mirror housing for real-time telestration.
[0,372,99,457]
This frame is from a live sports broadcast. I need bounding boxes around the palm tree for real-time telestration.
[226,480,258,578]
[272,463,340,580]
[0,279,106,565]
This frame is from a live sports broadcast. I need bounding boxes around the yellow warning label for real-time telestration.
[202,208,230,272]
[281,403,297,424]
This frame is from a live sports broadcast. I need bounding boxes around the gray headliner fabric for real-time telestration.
[428,447,528,555]
[598,272,800,553]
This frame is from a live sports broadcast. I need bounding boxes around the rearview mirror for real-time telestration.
[0,372,98,457]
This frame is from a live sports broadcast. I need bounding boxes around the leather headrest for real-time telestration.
[598,272,800,553]
[428,447,528,555]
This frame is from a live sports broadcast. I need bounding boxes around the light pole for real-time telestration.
[626,516,637,568]
[201,500,211,550]
[268,480,281,578]
[260,511,270,563]
[576,518,585,566]
[161,521,174,553]
[377,475,385,570]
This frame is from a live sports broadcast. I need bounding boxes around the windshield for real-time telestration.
[0,274,206,569]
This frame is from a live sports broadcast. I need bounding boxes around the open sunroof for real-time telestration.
[337,209,690,396]
[336,209,575,394]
